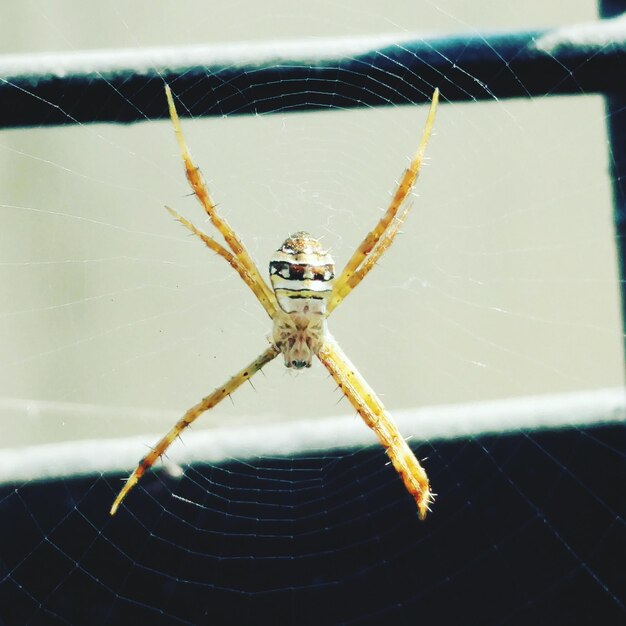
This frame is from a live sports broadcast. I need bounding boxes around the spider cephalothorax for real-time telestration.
[110,85,438,520]
[271,310,327,369]
[269,232,334,368]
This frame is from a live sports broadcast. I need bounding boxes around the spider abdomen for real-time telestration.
[269,232,335,315]
[270,232,334,368]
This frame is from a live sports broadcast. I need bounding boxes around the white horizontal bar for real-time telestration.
[0,387,623,484]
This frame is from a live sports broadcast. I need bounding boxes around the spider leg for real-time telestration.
[338,202,411,302]
[165,85,278,318]
[110,344,280,515]
[165,206,277,316]
[166,206,244,270]
[327,89,439,315]
[317,336,433,519]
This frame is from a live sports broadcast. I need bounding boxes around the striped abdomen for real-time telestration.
[269,231,335,315]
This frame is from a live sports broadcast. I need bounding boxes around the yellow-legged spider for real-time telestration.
[110,85,439,519]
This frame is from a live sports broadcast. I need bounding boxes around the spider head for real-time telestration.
[283,326,319,369]
[281,333,315,369]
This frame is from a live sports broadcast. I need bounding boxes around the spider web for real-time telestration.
[0,1,625,625]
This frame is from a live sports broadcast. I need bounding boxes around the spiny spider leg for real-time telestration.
[327,89,439,314]
[165,85,278,318]
[317,336,433,519]
[165,205,273,309]
[110,345,279,515]
[341,202,411,298]
[165,206,245,273]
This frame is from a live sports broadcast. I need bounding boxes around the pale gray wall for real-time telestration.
[0,1,623,448]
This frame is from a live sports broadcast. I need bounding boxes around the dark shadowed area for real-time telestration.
[1,424,623,625]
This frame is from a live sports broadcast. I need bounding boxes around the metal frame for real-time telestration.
[1,20,626,127]
[601,2,626,346]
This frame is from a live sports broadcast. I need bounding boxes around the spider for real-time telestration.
[110,85,439,519]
